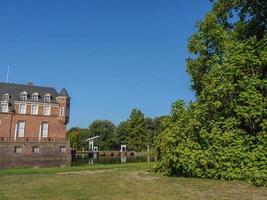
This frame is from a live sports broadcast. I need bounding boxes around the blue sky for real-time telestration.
[0,0,212,128]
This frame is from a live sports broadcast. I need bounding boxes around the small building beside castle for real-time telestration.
[0,82,71,168]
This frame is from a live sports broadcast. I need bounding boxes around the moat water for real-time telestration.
[71,153,154,166]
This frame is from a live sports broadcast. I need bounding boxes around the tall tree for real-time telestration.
[155,0,267,186]
[126,109,148,151]
[67,127,90,150]
[145,117,155,147]
[145,116,168,147]
[116,121,129,145]
[88,120,116,151]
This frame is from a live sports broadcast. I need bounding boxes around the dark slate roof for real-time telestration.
[59,88,70,97]
[0,82,61,104]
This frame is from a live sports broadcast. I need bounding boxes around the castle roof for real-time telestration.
[59,88,70,98]
[0,82,68,104]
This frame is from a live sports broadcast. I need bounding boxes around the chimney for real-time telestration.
[28,82,33,86]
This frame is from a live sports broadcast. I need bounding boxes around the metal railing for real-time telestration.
[0,137,68,143]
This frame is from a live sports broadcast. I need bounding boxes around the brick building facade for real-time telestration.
[0,82,71,168]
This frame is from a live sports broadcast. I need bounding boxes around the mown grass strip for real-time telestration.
[0,162,154,176]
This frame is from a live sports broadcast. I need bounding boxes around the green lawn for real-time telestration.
[0,163,266,200]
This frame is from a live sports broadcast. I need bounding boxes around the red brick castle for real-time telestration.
[0,82,71,168]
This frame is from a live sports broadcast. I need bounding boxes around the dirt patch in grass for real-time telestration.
[56,169,114,175]
[57,168,161,181]
[124,170,161,181]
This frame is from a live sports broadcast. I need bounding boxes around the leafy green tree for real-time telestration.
[67,127,90,150]
[126,109,148,151]
[153,116,168,140]
[145,116,168,148]
[116,111,166,151]
[155,0,267,186]
[116,121,128,144]
[88,120,116,151]
[145,117,155,147]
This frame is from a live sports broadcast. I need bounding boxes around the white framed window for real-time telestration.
[32,93,39,101]
[14,146,22,153]
[1,103,9,112]
[32,146,40,153]
[59,107,65,116]
[44,94,51,102]
[19,104,26,114]
[31,104,38,115]
[43,106,51,115]
[40,122,48,138]
[16,121,25,137]
[21,92,28,101]
[60,146,66,153]
[3,93,9,101]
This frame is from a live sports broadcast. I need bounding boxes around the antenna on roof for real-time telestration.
[6,66,10,83]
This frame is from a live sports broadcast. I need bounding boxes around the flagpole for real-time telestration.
[6,66,10,83]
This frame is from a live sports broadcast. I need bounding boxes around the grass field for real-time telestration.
[0,163,266,200]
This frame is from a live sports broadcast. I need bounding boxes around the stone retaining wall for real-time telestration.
[0,142,71,169]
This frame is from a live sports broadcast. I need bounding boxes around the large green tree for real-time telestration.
[126,109,148,151]
[116,121,128,145]
[145,116,168,147]
[67,127,90,150]
[155,0,267,186]
[88,120,117,151]
[116,111,166,151]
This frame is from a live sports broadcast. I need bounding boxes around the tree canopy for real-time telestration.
[155,0,267,186]
[88,120,117,151]
[68,110,166,152]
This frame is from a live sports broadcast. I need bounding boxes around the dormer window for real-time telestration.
[32,93,39,101]
[44,94,51,102]
[21,91,28,101]
[1,103,9,112]
[3,93,9,101]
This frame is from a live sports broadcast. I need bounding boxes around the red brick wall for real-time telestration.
[10,114,66,139]
[0,142,71,168]
[0,113,12,138]
[0,99,69,140]
[0,93,71,169]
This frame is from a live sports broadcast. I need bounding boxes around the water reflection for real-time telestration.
[88,156,94,165]
[121,155,127,163]
[72,153,154,166]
